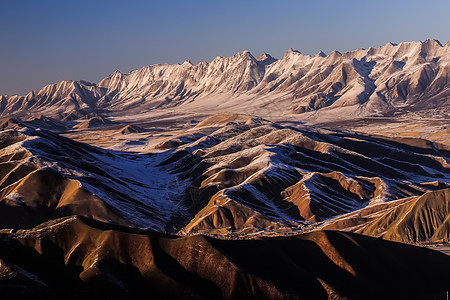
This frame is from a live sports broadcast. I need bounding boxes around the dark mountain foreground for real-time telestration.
[0,216,448,299]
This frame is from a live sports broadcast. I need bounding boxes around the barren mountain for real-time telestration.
[0,115,448,245]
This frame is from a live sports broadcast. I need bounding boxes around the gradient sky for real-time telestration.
[1,0,449,96]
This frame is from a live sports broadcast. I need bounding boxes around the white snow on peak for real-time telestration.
[1,40,449,120]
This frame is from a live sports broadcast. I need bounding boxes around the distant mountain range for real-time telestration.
[1,39,449,120]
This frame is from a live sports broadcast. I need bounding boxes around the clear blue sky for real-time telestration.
[1,0,449,96]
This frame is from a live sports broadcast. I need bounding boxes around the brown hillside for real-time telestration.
[0,216,448,299]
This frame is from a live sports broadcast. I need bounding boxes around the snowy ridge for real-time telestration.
[1,39,449,120]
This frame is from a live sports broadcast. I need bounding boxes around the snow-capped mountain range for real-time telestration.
[1,39,449,120]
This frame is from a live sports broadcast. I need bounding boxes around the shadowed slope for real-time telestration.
[0,167,130,229]
[0,216,448,299]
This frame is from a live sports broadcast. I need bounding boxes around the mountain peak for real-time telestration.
[282,48,302,59]
[287,48,301,54]
[108,70,124,80]
[422,38,443,47]
[236,50,257,63]
[229,50,255,61]
[315,50,327,58]
[256,53,277,65]
[256,52,271,60]
[328,50,342,58]
[241,50,254,58]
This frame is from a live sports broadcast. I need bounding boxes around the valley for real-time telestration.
[0,40,449,299]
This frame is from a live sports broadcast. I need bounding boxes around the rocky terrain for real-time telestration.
[0,40,449,299]
[0,115,448,244]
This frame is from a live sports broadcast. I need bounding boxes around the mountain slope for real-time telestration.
[0,128,192,231]
[154,115,450,236]
[323,188,450,244]
[2,112,448,244]
[0,216,448,299]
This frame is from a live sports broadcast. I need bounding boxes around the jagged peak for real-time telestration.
[79,80,95,86]
[315,50,327,58]
[385,42,398,47]
[256,52,274,61]
[281,48,302,60]
[129,65,158,75]
[373,42,398,54]
[41,80,76,90]
[239,50,256,60]
[72,80,93,87]
[328,50,342,58]
[287,48,301,54]
[222,50,257,64]
[422,38,443,47]
[102,69,123,81]
[366,46,376,54]
[391,39,442,51]
[256,53,277,66]
[411,39,444,58]
[443,41,450,52]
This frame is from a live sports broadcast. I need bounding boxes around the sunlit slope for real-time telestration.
[325,188,449,244]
